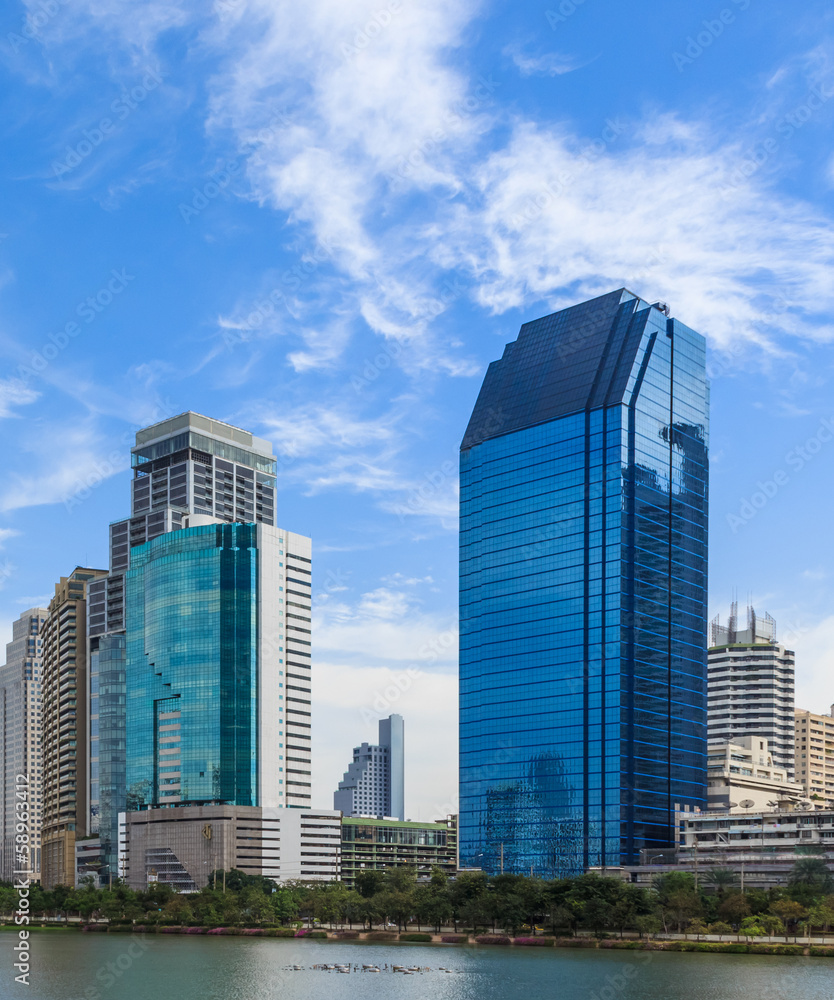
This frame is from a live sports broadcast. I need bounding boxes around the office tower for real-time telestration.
[794,705,834,807]
[85,412,290,883]
[124,522,311,811]
[89,412,278,639]
[334,714,405,820]
[0,608,47,882]
[459,290,709,875]
[41,568,107,887]
[708,603,795,777]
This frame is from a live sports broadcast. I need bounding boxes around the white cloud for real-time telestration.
[0,378,39,418]
[313,660,457,821]
[793,614,834,713]
[310,581,458,817]
[0,529,19,548]
[505,43,583,77]
[0,422,128,514]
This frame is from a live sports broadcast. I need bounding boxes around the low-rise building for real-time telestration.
[795,705,834,808]
[120,806,341,890]
[706,736,806,813]
[624,808,834,890]
[340,815,457,886]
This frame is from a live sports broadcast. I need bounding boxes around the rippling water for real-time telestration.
[14,933,834,1000]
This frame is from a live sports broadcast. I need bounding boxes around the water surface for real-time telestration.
[9,933,833,1000]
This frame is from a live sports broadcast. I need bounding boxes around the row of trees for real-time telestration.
[2,858,833,938]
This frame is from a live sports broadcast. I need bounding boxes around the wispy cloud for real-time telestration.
[504,43,584,77]
[0,378,40,418]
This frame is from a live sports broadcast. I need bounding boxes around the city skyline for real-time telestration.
[2,3,834,824]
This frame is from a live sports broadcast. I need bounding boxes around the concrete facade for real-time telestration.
[334,714,404,820]
[706,736,806,813]
[795,705,834,808]
[708,605,796,777]
[0,608,47,882]
[121,805,341,890]
[41,568,107,888]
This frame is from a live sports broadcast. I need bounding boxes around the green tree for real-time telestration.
[701,867,739,897]
[770,898,808,940]
[717,892,750,929]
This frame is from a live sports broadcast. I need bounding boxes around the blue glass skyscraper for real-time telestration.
[459,290,709,875]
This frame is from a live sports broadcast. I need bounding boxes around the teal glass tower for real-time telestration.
[125,521,308,811]
[459,290,709,875]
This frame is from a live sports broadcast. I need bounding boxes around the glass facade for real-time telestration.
[459,290,709,875]
[125,523,259,810]
[89,634,126,881]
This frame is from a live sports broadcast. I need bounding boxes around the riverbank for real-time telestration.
[9,924,834,957]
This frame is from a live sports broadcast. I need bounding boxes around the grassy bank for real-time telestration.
[10,924,834,957]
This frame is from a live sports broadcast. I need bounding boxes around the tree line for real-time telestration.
[2,857,833,938]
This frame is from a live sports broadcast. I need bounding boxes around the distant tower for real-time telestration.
[334,715,405,820]
[708,603,795,777]
[0,608,47,883]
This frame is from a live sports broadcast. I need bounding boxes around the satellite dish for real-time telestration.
[739,799,755,809]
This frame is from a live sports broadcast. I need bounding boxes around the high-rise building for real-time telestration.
[708,603,795,777]
[85,412,290,883]
[334,714,405,820]
[41,568,107,887]
[124,522,311,812]
[89,411,278,639]
[0,608,47,882]
[459,290,709,875]
[794,705,834,807]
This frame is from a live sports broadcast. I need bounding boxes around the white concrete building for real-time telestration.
[795,705,834,808]
[120,805,340,890]
[708,604,795,777]
[0,609,47,882]
[706,736,805,813]
[334,715,405,820]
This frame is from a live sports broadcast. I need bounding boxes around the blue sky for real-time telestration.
[1,0,834,818]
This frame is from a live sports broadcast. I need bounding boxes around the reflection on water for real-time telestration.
[21,934,834,1000]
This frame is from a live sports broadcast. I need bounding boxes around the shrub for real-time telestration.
[513,937,554,947]
[441,935,469,944]
[332,930,360,939]
[400,933,432,942]
[207,928,234,935]
[476,935,511,946]
[809,947,834,957]
[267,928,298,938]
[365,931,396,941]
